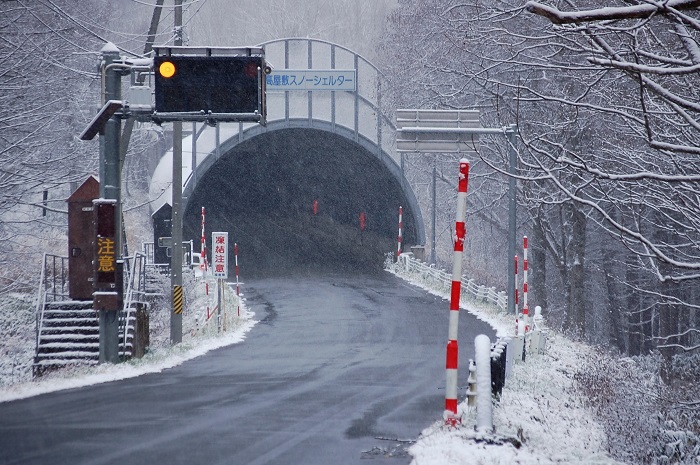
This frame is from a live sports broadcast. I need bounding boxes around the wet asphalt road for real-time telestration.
[0,272,495,465]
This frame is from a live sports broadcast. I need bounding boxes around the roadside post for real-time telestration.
[212,232,229,332]
[444,159,470,424]
[475,334,493,432]
[397,206,403,258]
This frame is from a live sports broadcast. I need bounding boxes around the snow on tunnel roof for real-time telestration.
[149,123,240,213]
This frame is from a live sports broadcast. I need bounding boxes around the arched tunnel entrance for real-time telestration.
[183,128,419,277]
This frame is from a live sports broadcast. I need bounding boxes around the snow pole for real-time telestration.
[201,207,208,272]
[514,254,519,309]
[201,207,211,320]
[444,159,469,425]
[523,236,529,332]
[235,242,240,317]
[514,254,519,334]
[397,206,403,258]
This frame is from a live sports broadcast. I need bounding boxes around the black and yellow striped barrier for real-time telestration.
[173,285,183,314]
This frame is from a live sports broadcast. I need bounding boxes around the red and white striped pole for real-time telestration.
[445,159,469,425]
[514,254,519,309]
[201,207,211,320]
[523,236,529,332]
[235,242,240,317]
[514,254,519,334]
[201,207,208,272]
[397,206,403,258]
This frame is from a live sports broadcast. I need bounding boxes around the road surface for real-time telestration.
[0,272,495,464]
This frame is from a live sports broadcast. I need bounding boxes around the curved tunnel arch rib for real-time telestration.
[182,126,424,276]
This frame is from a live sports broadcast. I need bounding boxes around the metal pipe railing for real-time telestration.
[388,254,507,314]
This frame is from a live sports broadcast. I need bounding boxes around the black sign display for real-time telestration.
[94,201,116,287]
[154,55,265,118]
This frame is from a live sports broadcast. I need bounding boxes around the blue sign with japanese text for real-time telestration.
[266,70,356,91]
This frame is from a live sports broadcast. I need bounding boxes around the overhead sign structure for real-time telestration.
[396,109,481,153]
[395,108,520,316]
[266,69,356,92]
[152,46,268,124]
[211,232,229,279]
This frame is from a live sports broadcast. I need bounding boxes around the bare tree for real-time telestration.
[380,0,700,352]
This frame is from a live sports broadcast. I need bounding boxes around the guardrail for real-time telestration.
[387,253,507,313]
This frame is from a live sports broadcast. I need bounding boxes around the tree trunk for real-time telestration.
[602,243,626,353]
[567,204,587,337]
[531,214,548,313]
[626,254,643,356]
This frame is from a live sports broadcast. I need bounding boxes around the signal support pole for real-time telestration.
[99,43,122,364]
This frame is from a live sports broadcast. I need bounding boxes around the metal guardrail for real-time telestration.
[388,254,507,313]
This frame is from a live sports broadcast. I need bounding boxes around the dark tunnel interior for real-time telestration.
[183,128,418,278]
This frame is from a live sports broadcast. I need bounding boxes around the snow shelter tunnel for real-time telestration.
[175,127,424,277]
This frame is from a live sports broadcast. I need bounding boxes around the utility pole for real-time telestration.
[170,0,184,344]
[431,155,437,264]
[507,124,518,315]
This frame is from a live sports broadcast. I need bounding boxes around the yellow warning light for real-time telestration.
[159,61,176,78]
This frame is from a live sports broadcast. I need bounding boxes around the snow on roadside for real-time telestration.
[387,261,624,465]
[0,281,257,404]
[0,318,256,403]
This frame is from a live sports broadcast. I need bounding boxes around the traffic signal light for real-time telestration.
[154,55,266,121]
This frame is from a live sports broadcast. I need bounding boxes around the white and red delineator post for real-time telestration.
[201,207,211,320]
[444,159,470,425]
[200,207,209,272]
[397,206,403,257]
[514,254,519,334]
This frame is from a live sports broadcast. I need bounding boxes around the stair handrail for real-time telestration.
[35,253,70,358]
[120,252,148,359]
[34,253,48,355]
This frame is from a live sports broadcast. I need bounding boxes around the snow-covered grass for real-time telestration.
[408,334,623,465]
[0,271,256,403]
